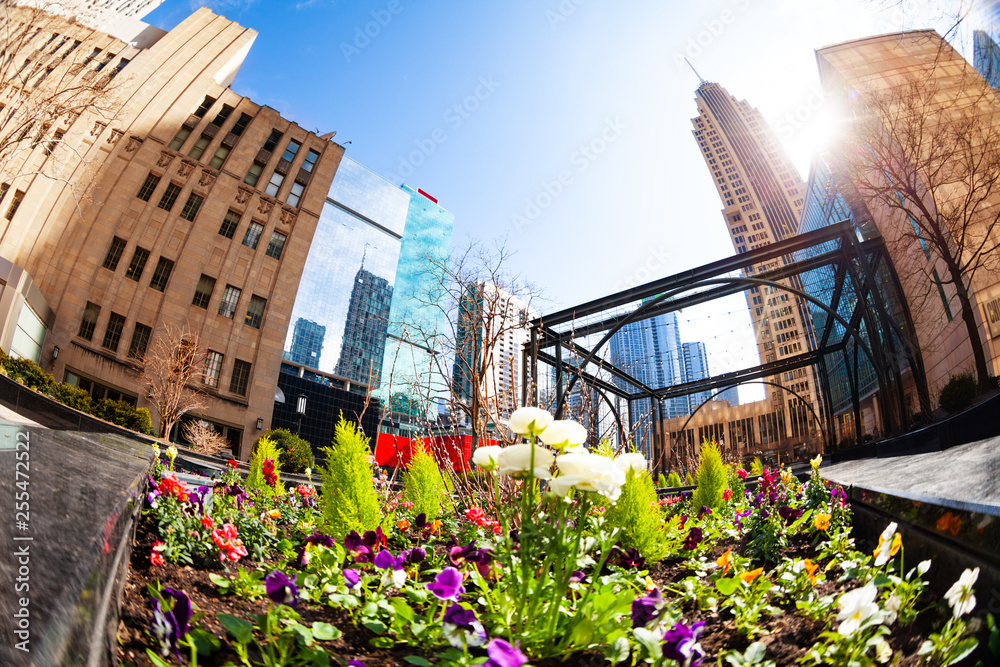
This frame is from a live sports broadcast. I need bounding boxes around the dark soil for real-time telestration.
[117,514,950,667]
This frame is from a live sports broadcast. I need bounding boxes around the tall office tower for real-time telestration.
[691,81,821,440]
[287,318,326,368]
[378,185,454,426]
[681,341,713,413]
[334,265,393,385]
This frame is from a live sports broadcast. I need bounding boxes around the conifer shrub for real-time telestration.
[692,440,727,510]
[603,469,669,563]
[247,436,282,498]
[667,471,682,487]
[938,372,977,414]
[319,416,381,539]
[52,382,93,413]
[255,428,314,474]
[684,471,694,486]
[750,456,764,476]
[402,442,451,521]
[2,355,54,392]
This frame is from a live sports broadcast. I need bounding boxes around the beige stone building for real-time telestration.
[817,31,1000,403]
[0,5,344,458]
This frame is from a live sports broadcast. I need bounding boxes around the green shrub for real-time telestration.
[938,372,977,414]
[603,470,669,563]
[247,436,282,498]
[319,416,381,539]
[692,440,727,510]
[667,471,682,487]
[684,471,694,486]
[726,464,745,503]
[401,442,450,521]
[2,355,54,392]
[255,428,314,474]
[52,382,93,413]
[93,398,155,435]
[750,457,764,476]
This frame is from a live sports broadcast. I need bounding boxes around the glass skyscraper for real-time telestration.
[282,157,410,389]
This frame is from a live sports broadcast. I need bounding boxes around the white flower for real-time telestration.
[442,617,486,649]
[614,452,648,476]
[538,420,587,449]
[471,445,504,470]
[304,467,312,481]
[507,407,553,437]
[495,444,554,479]
[884,594,900,625]
[810,454,822,469]
[166,445,178,461]
[836,583,882,636]
[944,567,979,618]
[873,522,899,567]
[381,567,407,589]
[917,560,931,576]
[152,443,160,458]
[549,452,626,502]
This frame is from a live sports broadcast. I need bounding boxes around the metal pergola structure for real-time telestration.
[522,221,929,467]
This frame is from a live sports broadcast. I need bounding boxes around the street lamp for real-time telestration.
[296,393,307,435]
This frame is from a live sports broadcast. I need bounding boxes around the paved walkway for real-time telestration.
[0,403,41,426]
[821,435,1000,516]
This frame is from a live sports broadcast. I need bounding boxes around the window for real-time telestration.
[108,58,128,78]
[43,130,63,156]
[204,350,223,387]
[244,295,266,328]
[94,52,114,72]
[168,127,190,151]
[188,134,210,160]
[210,104,233,126]
[242,222,264,249]
[264,171,284,197]
[244,162,263,186]
[125,247,150,280]
[78,302,100,341]
[301,148,320,173]
[286,181,304,207]
[102,237,127,270]
[157,182,182,211]
[149,257,174,291]
[230,113,252,137]
[0,183,8,203]
[82,48,100,67]
[102,312,125,351]
[229,359,251,396]
[179,193,204,221]
[218,285,241,318]
[5,190,23,220]
[219,210,240,239]
[137,172,160,201]
[208,144,230,169]
[192,274,215,308]
[265,231,287,259]
[280,139,301,163]
[128,323,152,360]
[194,96,215,118]
[262,129,283,153]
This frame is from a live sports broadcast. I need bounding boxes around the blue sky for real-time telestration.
[146,0,959,399]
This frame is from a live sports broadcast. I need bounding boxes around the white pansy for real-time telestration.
[614,452,648,475]
[472,445,504,470]
[538,419,587,449]
[564,444,588,454]
[873,522,899,567]
[884,594,901,625]
[917,560,931,576]
[495,444,554,479]
[836,583,882,636]
[944,567,979,618]
[549,452,627,502]
[507,407,553,437]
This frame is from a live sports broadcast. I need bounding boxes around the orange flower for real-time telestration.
[814,513,831,531]
[268,509,281,520]
[717,548,733,574]
[804,559,819,584]
[740,567,764,583]
[430,519,443,534]
[397,519,411,532]
[645,575,657,591]
[873,532,902,560]
[936,512,961,536]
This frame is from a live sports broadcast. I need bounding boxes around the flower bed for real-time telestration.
[117,413,996,667]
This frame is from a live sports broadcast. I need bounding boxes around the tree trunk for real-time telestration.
[946,260,993,393]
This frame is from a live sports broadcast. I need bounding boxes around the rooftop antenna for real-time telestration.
[685,57,706,84]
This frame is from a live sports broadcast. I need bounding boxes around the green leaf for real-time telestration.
[946,637,979,665]
[370,635,395,648]
[745,642,767,662]
[390,598,416,622]
[872,574,892,587]
[716,577,740,596]
[302,573,319,589]
[403,657,434,666]
[311,621,342,641]
[569,618,594,648]
[287,621,314,646]
[145,649,175,667]
[188,628,220,656]
[410,622,427,639]
[208,573,230,588]
[217,613,254,644]
[362,620,388,634]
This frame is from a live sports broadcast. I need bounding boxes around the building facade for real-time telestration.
[691,81,822,443]
[0,6,344,458]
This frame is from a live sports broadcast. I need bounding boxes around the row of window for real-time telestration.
[218,208,287,259]
[136,171,205,220]
[76,302,253,396]
[102,237,174,290]
[0,182,24,221]
[191,274,268,328]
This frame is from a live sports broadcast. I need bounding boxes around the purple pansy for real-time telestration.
[426,567,465,600]
[343,568,361,589]
[149,587,191,659]
[484,638,528,667]
[265,570,299,607]
[631,588,662,628]
[374,549,400,570]
[344,531,373,564]
[662,621,706,667]
[683,527,703,550]
[442,603,486,648]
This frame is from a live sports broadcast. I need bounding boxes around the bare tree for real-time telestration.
[182,419,230,456]
[835,72,1000,392]
[139,324,209,441]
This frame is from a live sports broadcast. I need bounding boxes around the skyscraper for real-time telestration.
[682,341,713,413]
[287,318,326,368]
[691,81,821,440]
[334,265,393,386]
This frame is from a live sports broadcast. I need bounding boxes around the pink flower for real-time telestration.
[201,516,215,530]
[466,507,488,526]
[402,501,414,510]
[723,489,732,501]
[150,541,165,567]
[212,523,249,563]
[737,468,748,480]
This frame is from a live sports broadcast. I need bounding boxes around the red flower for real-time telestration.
[212,523,249,563]
[723,489,733,501]
[150,541,165,567]
[262,458,278,488]
[465,507,488,526]
[200,516,215,530]
[737,468,748,480]
[157,475,189,502]
[227,459,238,469]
